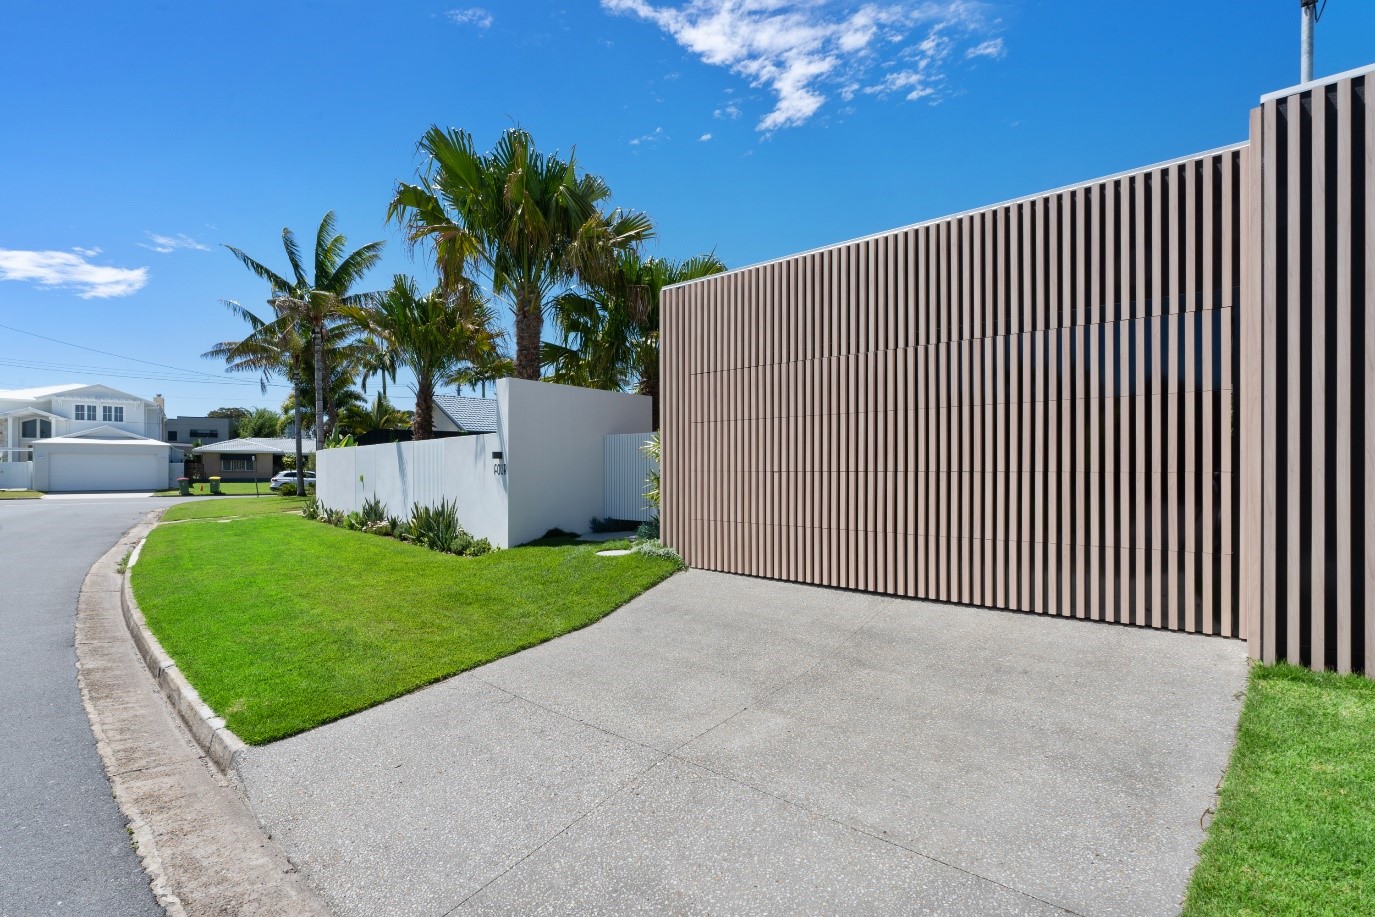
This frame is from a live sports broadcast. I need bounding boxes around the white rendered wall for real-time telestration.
[502,379,651,545]
[315,433,509,546]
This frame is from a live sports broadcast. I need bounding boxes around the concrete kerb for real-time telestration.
[119,529,248,783]
[76,509,332,916]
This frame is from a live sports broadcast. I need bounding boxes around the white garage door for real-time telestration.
[49,452,162,492]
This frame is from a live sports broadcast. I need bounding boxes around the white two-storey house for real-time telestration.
[0,384,174,491]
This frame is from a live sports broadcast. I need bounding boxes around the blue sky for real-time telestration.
[2,0,1372,417]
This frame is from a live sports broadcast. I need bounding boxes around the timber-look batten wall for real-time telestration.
[661,63,1375,677]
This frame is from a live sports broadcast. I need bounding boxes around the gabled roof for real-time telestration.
[0,383,157,403]
[0,406,64,420]
[434,395,498,433]
[54,425,153,441]
[195,437,317,455]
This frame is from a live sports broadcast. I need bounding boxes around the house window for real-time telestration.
[20,419,52,439]
[102,406,125,422]
[190,429,219,439]
[222,457,255,472]
[167,431,178,441]
[74,404,96,420]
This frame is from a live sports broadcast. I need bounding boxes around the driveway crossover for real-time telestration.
[240,569,1246,917]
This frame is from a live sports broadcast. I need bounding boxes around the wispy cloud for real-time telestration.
[445,7,493,29]
[139,231,211,254]
[630,126,667,145]
[714,102,741,120]
[0,248,148,298]
[602,1,1004,131]
[699,132,713,141]
[965,36,1004,59]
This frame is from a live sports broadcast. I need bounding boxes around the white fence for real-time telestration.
[316,379,653,547]
[603,433,656,522]
[316,434,507,546]
[0,449,32,490]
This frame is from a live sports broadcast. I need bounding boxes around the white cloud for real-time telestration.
[602,1,1004,130]
[0,248,148,298]
[445,7,493,28]
[965,36,1004,59]
[714,102,741,119]
[699,132,713,141]
[630,126,667,145]
[139,231,211,254]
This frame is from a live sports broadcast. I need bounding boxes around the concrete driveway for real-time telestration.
[240,570,1247,917]
[0,495,191,916]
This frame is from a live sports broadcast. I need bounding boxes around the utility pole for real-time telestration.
[1300,1,1328,84]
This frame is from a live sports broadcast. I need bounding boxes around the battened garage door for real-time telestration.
[49,451,163,492]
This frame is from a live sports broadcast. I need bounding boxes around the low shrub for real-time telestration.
[363,520,393,537]
[406,499,464,553]
[634,538,684,568]
[302,497,321,521]
[542,527,575,539]
[588,516,639,533]
[360,495,388,526]
[322,508,347,527]
[636,514,660,541]
[277,482,297,497]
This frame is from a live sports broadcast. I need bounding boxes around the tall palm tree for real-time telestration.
[344,274,504,439]
[224,212,383,456]
[387,127,653,380]
[545,251,725,428]
[204,300,311,474]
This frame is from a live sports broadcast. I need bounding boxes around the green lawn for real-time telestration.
[0,490,42,499]
[161,495,306,522]
[154,482,276,497]
[1184,664,1375,916]
[130,512,680,744]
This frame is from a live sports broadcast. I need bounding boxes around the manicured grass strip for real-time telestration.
[160,496,305,522]
[0,490,42,499]
[130,513,680,744]
[1183,663,1375,916]
[154,482,277,497]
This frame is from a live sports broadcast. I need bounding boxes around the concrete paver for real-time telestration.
[240,569,1248,917]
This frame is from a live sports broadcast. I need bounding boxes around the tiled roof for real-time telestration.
[434,395,498,432]
[195,437,317,455]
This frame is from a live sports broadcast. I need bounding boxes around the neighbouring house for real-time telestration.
[433,395,498,434]
[165,415,234,446]
[0,384,177,492]
[193,437,316,483]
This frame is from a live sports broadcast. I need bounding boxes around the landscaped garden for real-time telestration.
[1183,664,1375,915]
[130,504,680,744]
[153,481,277,497]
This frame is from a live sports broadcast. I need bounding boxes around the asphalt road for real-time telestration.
[0,496,184,917]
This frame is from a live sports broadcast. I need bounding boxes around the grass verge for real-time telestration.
[1183,663,1375,916]
[161,496,305,522]
[154,482,277,497]
[130,512,680,743]
[0,490,42,499]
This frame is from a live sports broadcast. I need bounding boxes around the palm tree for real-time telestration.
[205,300,312,474]
[546,251,725,428]
[387,127,653,380]
[339,392,411,436]
[224,212,383,456]
[345,274,504,439]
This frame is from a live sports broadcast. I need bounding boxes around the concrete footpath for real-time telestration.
[239,570,1248,917]
[76,512,330,916]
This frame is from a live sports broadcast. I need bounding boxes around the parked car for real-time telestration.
[269,470,316,491]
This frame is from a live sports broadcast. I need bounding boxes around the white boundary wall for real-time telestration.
[316,433,508,546]
[603,433,657,522]
[316,379,651,548]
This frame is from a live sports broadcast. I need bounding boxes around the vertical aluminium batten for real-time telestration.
[661,64,1375,677]
[662,146,1246,639]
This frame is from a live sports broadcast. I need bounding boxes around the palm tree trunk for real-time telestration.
[514,283,542,381]
[642,374,660,432]
[293,378,305,489]
[413,374,435,440]
[313,326,326,451]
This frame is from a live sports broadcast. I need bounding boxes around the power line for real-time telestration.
[0,356,288,388]
[0,320,257,383]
